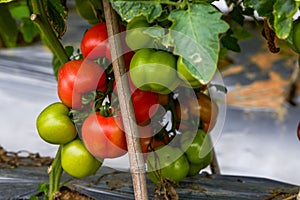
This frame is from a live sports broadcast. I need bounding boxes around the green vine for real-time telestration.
[30,0,69,65]
[48,146,64,199]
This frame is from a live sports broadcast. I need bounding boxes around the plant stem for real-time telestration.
[48,145,63,200]
[30,0,69,65]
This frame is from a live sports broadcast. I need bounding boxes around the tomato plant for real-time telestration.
[57,59,107,109]
[81,113,127,159]
[36,102,77,145]
[27,0,300,198]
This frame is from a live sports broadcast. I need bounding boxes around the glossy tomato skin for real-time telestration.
[147,145,190,184]
[81,113,127,159]
[36,102,77,144]
[61,139,102,178]
[80,23,111,60]
[130,84,159,125]
[80,23,130,61]
[57,59,107,109]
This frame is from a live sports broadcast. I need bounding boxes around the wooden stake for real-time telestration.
[102,1,149,199]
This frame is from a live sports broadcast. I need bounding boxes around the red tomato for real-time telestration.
[80,23,111,60]
[81,113,127,159]
[80,22,132,62]
[57,59,107,109]
[113,74,159,125]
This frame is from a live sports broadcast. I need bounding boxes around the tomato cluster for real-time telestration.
[36,20,219,184]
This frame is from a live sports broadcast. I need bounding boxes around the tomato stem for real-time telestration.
[48,145,63,199]
[30,0,69,66]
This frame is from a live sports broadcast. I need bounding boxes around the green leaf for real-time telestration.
[244,0,276,18]
[20,18,40,43]
[0,3,18,47]
[231,25,253,40]
[109,0,162,23]
[46,0,68,38]
[273,0,299,39]
[168,3,229,84]
[9,1,30,19]
[221,34,241,52]
[229,4,244,26]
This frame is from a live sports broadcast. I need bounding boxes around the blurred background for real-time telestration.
[0,0,299,186]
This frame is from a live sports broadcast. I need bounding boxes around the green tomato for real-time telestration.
[129,49,180,94]
[36,102,77,145]
[125,16,154,50]
[292,18,300,54]
[61,139,102,178]
[187,162,204,177]
[146,145,190,184]
[180,130,213,167]
[177,57,202,89]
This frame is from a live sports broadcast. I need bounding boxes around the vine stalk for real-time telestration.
[48,146,63,200]
[30,0,69,198]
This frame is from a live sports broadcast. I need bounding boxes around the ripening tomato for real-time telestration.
[81,113,127,159]
[57,59,107,109]
[188,92,218,132]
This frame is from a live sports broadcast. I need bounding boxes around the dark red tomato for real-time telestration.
[113,74,159,125]
[81,113,127,159]
[188,92,218,132]
[138,125,170,155]
[80,23,111,60]
[57,59,107,109]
